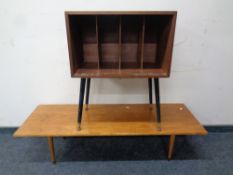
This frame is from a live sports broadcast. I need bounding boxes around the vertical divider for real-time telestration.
[118,16,122,70]
[139,16,145,69]
[96,15,101,69]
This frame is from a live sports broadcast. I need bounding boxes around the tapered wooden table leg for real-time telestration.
[168,135,176,160]
[48,137,56,164]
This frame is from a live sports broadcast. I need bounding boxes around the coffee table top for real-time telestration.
[14,104,207,137]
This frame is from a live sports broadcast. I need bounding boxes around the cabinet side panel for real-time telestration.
[65,13,77,77]
[161,13,177,76]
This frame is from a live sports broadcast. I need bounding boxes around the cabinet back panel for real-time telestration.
[144,43,157,64]
[122,43,139,63]
[101,44,119,62]
[99,16,119,43]
[83,44,98,63]
[122,15,142,43]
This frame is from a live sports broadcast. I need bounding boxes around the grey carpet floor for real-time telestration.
[0,131,233,175]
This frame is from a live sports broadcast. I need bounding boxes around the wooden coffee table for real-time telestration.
[14,104,207,163]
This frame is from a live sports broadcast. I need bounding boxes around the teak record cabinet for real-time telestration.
[65,11,177,130]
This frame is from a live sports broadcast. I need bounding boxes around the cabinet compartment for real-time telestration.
[68,15,98,69]
[121,15,143,69]
[98,16,120,69]
[143,15,173,68]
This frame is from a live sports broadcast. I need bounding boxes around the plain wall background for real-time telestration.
[0,0,233,126]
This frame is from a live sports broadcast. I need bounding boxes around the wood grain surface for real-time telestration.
[14,104,207,137]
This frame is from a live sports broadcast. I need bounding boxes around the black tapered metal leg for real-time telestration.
[154,78,161,130]
[85,78,91,110]
[77,78,86,130]
[148,78,153,104]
